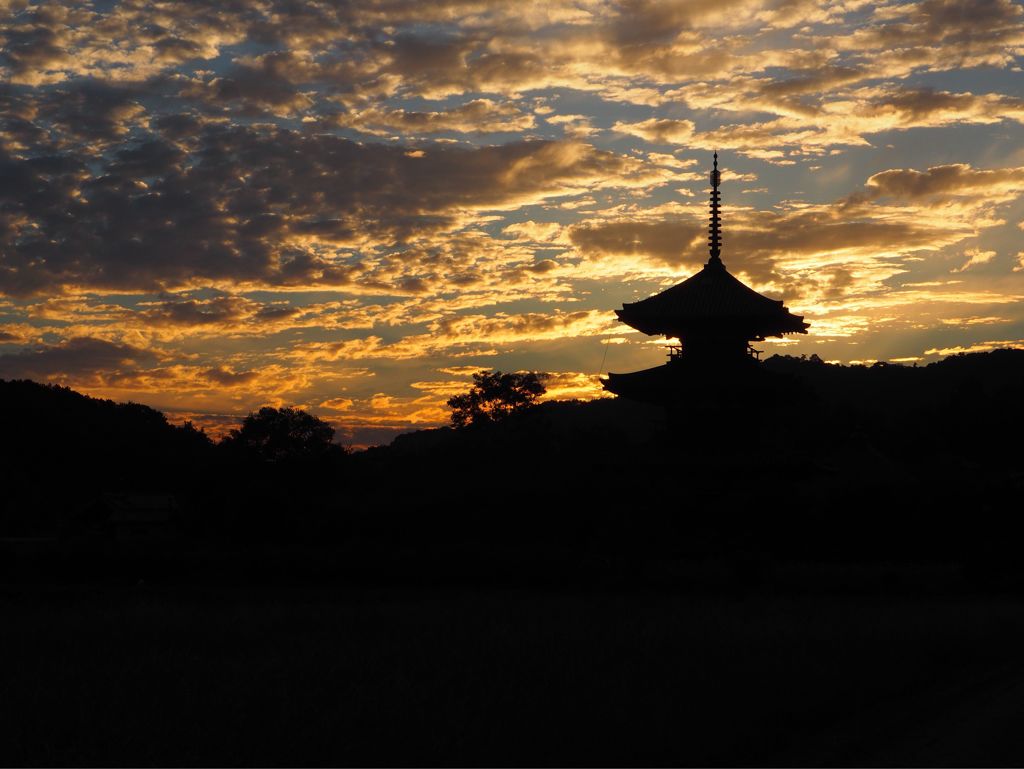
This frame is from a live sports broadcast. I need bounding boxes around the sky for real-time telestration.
[1,0,1023,446]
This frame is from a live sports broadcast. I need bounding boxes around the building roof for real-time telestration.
[98,493,178,524]
[616,258,809,338]
[602,362,682,402]
[615,152,808,340]
[601,358,802,401]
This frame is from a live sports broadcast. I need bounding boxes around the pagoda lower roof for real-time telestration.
[602,358,801,405]
[602,359,749,401]
[602,363,690,403]
[617,259,808,337]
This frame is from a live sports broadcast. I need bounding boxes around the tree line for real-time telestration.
[3,352,1024,572]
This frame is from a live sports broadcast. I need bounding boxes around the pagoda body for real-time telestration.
[603,153,808,401]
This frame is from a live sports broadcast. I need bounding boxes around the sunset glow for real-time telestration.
[2,0,1023,445]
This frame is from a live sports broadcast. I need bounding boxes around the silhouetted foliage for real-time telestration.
[7,354,1024,769]
[220,406,344,462]
[0,379,212,486]
[3,347,1024,563]
[447,370,547,428]
[0,379,214,537]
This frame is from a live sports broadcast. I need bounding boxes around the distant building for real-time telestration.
[81,492,181,546]
[603,153,808,402]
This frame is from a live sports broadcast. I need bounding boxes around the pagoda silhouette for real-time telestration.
[603,153,808,403]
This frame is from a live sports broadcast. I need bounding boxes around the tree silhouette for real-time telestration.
[447,370,547,428]
[220,406,342,462]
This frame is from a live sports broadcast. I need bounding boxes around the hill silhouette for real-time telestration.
[349,349,1024,576]
[2,349,1023,579]
[4,352,1024,766]
[0,380,344,542]
[0,380,212,536]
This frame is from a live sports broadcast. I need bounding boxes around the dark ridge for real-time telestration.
[0,379,212,488]
[4,352,1024,767]
[3,348,1024,582]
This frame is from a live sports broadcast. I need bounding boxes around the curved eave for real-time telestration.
[602,358,763,403]
[602,366,675,402]
[616,307,809,338]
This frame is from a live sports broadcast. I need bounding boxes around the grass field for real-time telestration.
[4,582,1024,766]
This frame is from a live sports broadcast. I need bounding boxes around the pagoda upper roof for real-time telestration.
[616,256,809,338]
[615,153,809,340]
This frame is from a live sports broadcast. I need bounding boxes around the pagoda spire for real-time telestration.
[707,151,723,268]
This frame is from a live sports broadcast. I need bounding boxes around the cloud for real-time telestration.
[837,0,1024,64]
[952,248,997,272]
[0,336,157,381]
[180,61,315,118]
[569,199,946,281]
[202,366,259,386]
[0,4,79,85]
[40,80,147,144]
[330,99,536,135]
[319,396,355,412]
[571,220,704,266]
[862,164,1024,201]
[288,308,617,367]
[867,87,1024,126]
[613,118,696,144]
[4,0,1024,444]
[925,339,1024,357]
[0,128,648,296]
[436,365,489,375]
[142,295,252,327]
[566,161,1024,327]
[540,371,610,401]
[429,309,615,346]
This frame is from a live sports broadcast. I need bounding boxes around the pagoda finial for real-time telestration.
[707,151,723,268]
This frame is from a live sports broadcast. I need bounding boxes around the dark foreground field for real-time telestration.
[5,579,1024,766]
[4,352,1024,765]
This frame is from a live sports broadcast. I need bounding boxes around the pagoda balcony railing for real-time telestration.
[666,344,764,361]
